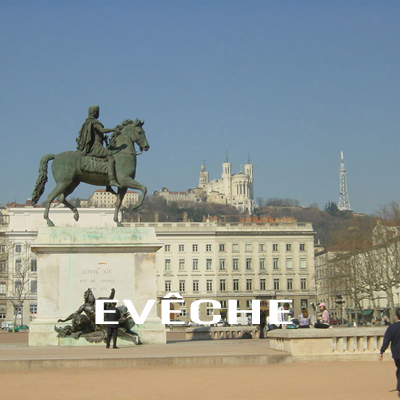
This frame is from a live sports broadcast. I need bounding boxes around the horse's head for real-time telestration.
[120,119,150,152]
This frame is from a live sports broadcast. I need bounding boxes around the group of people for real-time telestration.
[264,302,332,332]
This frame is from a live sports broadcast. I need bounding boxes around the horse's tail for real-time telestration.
[31,154,56,205]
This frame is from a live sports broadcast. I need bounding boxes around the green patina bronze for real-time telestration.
[31,107,150,227]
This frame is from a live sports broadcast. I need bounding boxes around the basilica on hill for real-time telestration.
[155,156,254,214]
[195,157,254,214]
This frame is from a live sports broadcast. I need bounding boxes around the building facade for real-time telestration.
[127,220,317,323]
[0,207,316,327]
[89,189,138,208]
[153,188,201,205]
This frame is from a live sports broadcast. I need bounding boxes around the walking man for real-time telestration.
[379,309,400,397]
[105,302,121,349]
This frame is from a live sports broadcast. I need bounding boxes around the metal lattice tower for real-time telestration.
[338,151,352,211]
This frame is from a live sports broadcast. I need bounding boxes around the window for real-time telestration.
[206,259,212,270]
[260,278,266,291]
[233,258,239,270]
[259,258,265,270]
[246,300,252,308]
[0,282,6,294]
[30,304,37,314]
[31,259,37,272]
[273,278,280,291]
[193,280,199,292]
[192,244,198,252]
[300,258,307,269]
[246,258,252,270]
[232,243,239,252]
[15,259,22,273]
[286,258,293,270]
[220,279,226,291]
[179,280,186,292]
[178,244,185,252]
[273,258,279,270]
[259,243,265,252]
[219,259,225,270]
[192,259,199,271]
[14,280,22,294]
[300,243,306,251]
[221,300,227,308]
[0,260,6,273]
[287,278,293,290]
[164,259,171,271]
[233,279,239,291]
[181,309,187,317]
[245,243,252,252]
[273,244,278,252]
[31,280,37,293]
[301,299,308,309]
[179,259,185,271]
[164,244,171,252]
[301,278,307,290]
[206,280,213,292]
[0,245,5,253]
[219,244,225,252]
[165,281,171,292]
[15,244,22,253]
[246,279,252,291]
[206,244,212,252]
[206,307,213,316]
[286,243,292,251]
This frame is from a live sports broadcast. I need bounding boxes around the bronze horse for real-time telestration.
[31,119,149,227]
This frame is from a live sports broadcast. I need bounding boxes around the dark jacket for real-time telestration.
[105,306,121,329]
[380,321,400,359]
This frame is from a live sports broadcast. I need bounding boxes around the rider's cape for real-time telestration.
[76,117,103,155]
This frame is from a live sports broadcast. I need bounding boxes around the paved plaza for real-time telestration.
[1,332,399,399]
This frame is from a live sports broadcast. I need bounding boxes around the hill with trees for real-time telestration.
[122,195,373,247]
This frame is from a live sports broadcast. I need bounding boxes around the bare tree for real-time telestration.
[4,241,37,330]
[328,217,377,323]
[327,203,400,323]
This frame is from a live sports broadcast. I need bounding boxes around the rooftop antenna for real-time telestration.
[338,151,352,211]
[247,151,250,164]
[225,150,229,162]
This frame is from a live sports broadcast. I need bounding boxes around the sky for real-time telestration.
[0,1,399,215]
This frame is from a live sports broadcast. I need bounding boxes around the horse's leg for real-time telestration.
[114,188,127,227]
[118,177,147,211]
[57,181,80,221]
[43,182,71,227]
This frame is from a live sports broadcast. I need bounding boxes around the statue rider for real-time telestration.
[76,105,121,191]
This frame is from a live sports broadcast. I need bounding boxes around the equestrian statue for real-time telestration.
[31,106,150,227]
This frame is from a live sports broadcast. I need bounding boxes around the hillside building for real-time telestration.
[89,189,138,208]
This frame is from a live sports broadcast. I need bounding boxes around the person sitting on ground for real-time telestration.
[314,303,331,329]
[298,307,311,328]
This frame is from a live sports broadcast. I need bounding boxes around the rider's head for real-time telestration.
[88,105,100,118]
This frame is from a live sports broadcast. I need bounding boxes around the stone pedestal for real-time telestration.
[29,227,166,346]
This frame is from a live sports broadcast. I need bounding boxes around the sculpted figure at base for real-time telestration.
[54,288,141,345]
[31,106,150,227]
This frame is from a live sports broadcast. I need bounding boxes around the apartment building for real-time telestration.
[128,220,317,323]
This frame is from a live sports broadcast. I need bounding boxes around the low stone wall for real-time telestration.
[185,326,259,340]
[267,327,391,362]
